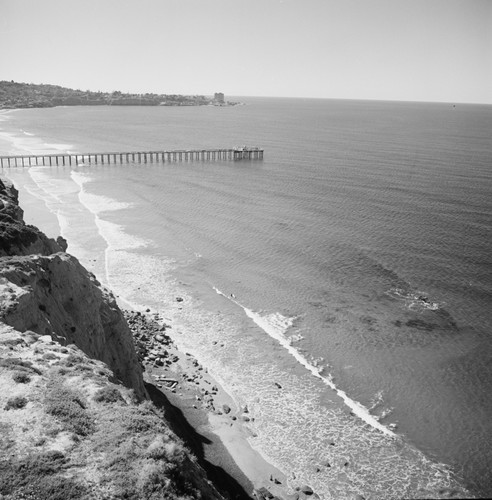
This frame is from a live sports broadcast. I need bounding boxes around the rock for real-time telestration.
[0,179,64,257]
[56,235,68,251]
[300,485,313,495]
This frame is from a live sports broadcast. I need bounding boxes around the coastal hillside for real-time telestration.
[0,178,145,399]
[0,177,224,499]
[0,81,236,109]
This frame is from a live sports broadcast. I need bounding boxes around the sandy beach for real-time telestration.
[122,308,295,500]
[1,174,297,500]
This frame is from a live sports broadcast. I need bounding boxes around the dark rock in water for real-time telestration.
[299,485,313,495]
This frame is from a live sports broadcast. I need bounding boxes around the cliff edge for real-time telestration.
[0,177,145,399]
[0,177,225,499]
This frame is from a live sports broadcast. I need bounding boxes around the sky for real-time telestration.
[1,0,491,104]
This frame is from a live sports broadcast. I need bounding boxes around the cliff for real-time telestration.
[0,179,65,257]
[0,177,224,499]
[0,323,223,499]
[0,178,145,399]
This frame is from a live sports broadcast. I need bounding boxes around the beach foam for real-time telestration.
[214,287,396,437]
[387,287,441,311]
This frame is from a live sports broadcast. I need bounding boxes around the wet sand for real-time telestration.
[123,309,297,500]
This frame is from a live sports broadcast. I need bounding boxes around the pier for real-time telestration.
[0,147,263,168]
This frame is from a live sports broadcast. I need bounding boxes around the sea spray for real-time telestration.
[214,287,396,437]
[70,170,145,287]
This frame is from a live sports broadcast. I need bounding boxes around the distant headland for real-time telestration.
[0,81,240,109]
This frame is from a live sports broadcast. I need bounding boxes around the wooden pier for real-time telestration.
[0,147,263,168]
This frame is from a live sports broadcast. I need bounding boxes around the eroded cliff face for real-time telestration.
[0,178,65,257]
[0,177,225,499]
[0,177,146,399]
[0,253,146,398]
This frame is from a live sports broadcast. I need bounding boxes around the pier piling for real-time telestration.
[0,147,264,169]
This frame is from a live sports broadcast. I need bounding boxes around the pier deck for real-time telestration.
[0,147,263,168]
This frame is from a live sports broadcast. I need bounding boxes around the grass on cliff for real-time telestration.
[4,395,27,410]
[0,450,87,500]
[89,400,203,500]
[44,379,95,436]
[39,378,205,499]
[0,357,42,375]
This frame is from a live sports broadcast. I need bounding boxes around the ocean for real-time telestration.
[1,98,491,498]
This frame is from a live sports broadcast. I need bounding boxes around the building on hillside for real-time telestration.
[214,92,225,104]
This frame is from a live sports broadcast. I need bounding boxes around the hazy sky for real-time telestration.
[1,0,491,103]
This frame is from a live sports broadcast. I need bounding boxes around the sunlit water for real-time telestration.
[1,99,491,498]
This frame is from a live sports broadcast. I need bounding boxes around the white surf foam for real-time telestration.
[387,288,440,311]
[214,287,395,437]
[71,171,133,214]
[70,170,151,288]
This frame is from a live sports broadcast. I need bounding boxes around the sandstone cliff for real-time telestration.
[0,178,65,257]
[0,177,225,499]
[0,177,145,399]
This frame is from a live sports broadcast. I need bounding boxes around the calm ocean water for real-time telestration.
[1,98,491,498]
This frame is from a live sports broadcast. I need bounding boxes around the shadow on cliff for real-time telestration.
[145,383,252,500]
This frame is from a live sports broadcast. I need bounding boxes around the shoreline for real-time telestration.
[4,168,475,499]
[122,309,293,500]
[0,160,295,498]
[0,124,477,498]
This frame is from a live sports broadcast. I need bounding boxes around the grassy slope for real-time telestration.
[0,324,223,500]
